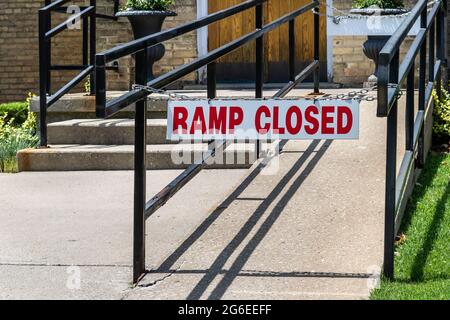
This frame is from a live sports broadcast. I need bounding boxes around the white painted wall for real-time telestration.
[197,0,208,83]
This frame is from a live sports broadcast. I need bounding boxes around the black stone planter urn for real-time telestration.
[362,35,391,81]
[349,8,408,83]
[116,10,177,82]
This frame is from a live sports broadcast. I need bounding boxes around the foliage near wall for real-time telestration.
[0,102,38,173]
[433,88,450,145]
[352,0,405,9]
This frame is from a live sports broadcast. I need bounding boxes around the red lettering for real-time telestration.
[190,107,207,134]
[209,107,227,134]
[173,107,188,134]
[286,106,302,135]
[321,106,335,134]
[272,106,285,134]
[255,106,271,133]
[229,107,244,133]
[337,106,353,134]
[305,105,319,135]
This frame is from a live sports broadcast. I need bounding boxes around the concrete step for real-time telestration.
[48,119,171,145]
[17,143,257,171]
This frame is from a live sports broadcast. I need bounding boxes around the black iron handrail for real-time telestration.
[95,0,321,283]
[38,0,119,146]
[377,0,447,279]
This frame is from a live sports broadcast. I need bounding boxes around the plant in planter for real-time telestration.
[350,0,408,84]
[352,0,404,10]
[117,0,177,81]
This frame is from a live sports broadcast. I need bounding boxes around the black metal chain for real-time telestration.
[132,84,403,102]
[319,86,378,101]
[132,84,193,100]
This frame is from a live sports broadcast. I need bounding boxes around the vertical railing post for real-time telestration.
[95,54,106,118]
[430,20,436,82]
[383,51,399,280]
[443,0,448,89]
[255,3,264,98]
[207,62,217,162]
[289,20,296,82]
[436,4,445,99]
[313,4,320,94]
[207,62,217,99]
[406,63,415,152]
[419,10,427,110]
[418,8,427,168]
[133,49,148,284]
[45,0,51,94]
[83,17,88,67]
[255,3,264,158]
[438,5,444,54]
[114,0,120,15]
[38,8,49,147]
[90,0,97,95]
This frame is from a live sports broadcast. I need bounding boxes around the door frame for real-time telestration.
[196,0,333,82]
[326,0,333,82]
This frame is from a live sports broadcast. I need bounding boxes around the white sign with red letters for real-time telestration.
[167,99,359,140]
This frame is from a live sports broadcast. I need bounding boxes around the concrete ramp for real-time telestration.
[126,99,393,300]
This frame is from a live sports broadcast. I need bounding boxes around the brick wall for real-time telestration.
[331,0,371,84]
[0,0,42,102]
[0,0,198,103]
[155,0,198,84]
[97,0,133,91]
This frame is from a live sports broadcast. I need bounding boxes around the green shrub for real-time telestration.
[352,0,405,9]
[124,0,174,11]
[0,101,29,127]
[432,88,450,145]
[0,112,39,173]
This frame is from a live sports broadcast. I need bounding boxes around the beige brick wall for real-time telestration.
[0,0,198,103]
[0,0,42,102]
[155,0,198,84]
[332,36,376,85]
[97,0,133,91]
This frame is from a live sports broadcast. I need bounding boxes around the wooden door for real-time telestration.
[208,0,327,83]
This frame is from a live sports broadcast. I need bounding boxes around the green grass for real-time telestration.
[371,153,450,300]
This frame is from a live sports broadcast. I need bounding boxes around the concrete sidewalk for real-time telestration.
[0,94,411,300]
[0,170,248,299]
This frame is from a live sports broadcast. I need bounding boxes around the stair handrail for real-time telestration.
[38,0,120,146]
